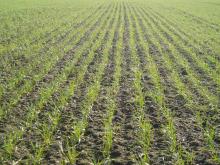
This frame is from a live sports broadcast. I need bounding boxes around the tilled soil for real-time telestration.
[1,0,220,165]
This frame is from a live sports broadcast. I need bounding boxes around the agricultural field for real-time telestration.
[0,0,220,164]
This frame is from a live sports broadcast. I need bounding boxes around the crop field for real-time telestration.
[0,0,220,164]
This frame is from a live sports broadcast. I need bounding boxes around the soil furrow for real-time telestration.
[127,6,173,164]
[75,7,121,164]
[133,8,174,165]
[76,3,122,162]
[109,3,138,164]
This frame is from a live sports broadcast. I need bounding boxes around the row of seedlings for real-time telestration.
[102,3,123,163]
[108,3,139,163]
[126,4,153,163]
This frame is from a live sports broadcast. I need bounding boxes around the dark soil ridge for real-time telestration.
[109,3,139,164]
[128,6,173,165]
[75,4,121,164]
